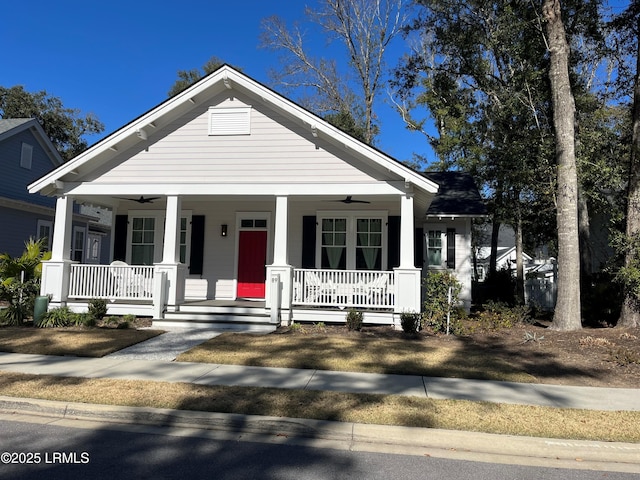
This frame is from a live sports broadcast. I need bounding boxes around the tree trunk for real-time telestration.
[618,15,640,329]
[489,220,500,278]
[515,213,525,305]
[544,0,582,331]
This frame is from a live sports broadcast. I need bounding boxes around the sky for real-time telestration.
[2,0,431,165]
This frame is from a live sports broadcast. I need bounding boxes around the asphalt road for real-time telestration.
[0,418,636,480]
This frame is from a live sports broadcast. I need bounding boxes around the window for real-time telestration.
[208,107,251,135]
[72,227,86,262]
[356,218,382,270]
[317,212,387,271]
[321,218,347,269]
[131,217,156,265]
[128,211,192,265]
[426,227,456,269]
[180,217,188,264]
[36,220,53,251]
[20,143,33,169]
[427,230,442,267]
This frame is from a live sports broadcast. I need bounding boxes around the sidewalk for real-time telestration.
[0,350,638,411]
[0,329,639,473]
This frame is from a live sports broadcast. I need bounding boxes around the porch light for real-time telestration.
[221,224,228,237]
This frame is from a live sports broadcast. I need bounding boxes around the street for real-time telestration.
[0,417,636,480]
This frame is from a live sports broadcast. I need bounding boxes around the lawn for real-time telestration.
[1,322,639,442]
[0,326,163,357]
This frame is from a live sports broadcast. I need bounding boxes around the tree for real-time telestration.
[167,56,234,97]
[544,0,582,330]
[261,0,409,145]
[0,86,104,161]
[394,0,557,304]
[613,0,640,328]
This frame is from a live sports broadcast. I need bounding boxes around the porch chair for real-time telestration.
[364,274,389,306]
[109,260,146,298]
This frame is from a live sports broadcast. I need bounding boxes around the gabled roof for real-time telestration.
[0,118,64,167]
[423,171,487,218]
[29,65,438,196]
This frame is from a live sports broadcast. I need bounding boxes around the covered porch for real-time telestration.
[41,190,425,327]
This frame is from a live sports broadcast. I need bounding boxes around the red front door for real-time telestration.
[237,230,267,298]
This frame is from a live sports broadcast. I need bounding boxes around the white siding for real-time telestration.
[180,199,402,301]
[90,92,386,185]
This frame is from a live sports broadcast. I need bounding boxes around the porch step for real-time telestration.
[157,306,273,329]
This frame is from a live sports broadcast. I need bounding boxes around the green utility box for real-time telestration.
[33,296,49,325]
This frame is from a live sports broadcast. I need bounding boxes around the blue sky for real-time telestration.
[3,0,430,165]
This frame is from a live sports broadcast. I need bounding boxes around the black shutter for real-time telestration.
[189,215,205,275]
[302,216,316,268]
[387,216,401,270]
[414,227,424,269]
[446,228,456,269]
[113,215,128,261]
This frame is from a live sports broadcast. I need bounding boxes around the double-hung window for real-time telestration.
[317,212,387,270]
[426,227,456,269]
[128,211,191,265]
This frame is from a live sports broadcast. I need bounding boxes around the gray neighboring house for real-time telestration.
[0,118,109,261]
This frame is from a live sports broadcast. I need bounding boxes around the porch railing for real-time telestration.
[292,268,395,309]
[69,264,155,300]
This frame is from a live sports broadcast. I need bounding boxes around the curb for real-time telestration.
[1,396,639,473]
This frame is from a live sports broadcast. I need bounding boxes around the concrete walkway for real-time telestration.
[0,348,638,411]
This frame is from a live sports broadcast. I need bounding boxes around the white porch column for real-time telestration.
[394,193,421,321]
[266,195,293,325]
[155,195,186,310]
[162,195,182,264]
[51,195,73,261]
[41,195,74,304]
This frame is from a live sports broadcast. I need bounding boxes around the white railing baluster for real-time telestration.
[291,268,394,309]
[68,264,154,301]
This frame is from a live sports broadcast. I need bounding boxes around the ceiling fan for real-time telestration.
[333,196,370,204]
[116,196,161,204]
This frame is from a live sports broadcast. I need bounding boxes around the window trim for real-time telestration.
[72,226,86,263]
[126,210,192,265]
[20,143,33,170]
[425,225,456,270]
[315,211,388,271]
[36,219,53,251]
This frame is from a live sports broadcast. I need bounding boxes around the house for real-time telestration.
[28,66,485,327]
[474,223,557,309]
[0,118,105,260]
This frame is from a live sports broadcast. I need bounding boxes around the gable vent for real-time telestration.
[208,106,251,136]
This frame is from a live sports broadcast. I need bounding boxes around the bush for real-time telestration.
[88,298,108,321]
[468,301,531,333]
[72,312,95,327]
[0,238,50,325]
[400,312,421,335]
[423,271,462,334]
[346,309,363,331]
[38,306,73,328]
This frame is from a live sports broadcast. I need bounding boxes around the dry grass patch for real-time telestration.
[0,327,163,357]
[177,332,536,383]
[0,371,638,443]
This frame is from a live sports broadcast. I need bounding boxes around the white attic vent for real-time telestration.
[208,106,251,135]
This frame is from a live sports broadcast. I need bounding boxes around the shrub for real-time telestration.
[472,301,531,332]
[346,309,363,331]
[400,312,420,335]
[38,306,73,328]
[0,238,50,325]
[72,312,95,327]
[423,271,462,334]
[88,298,108,321]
